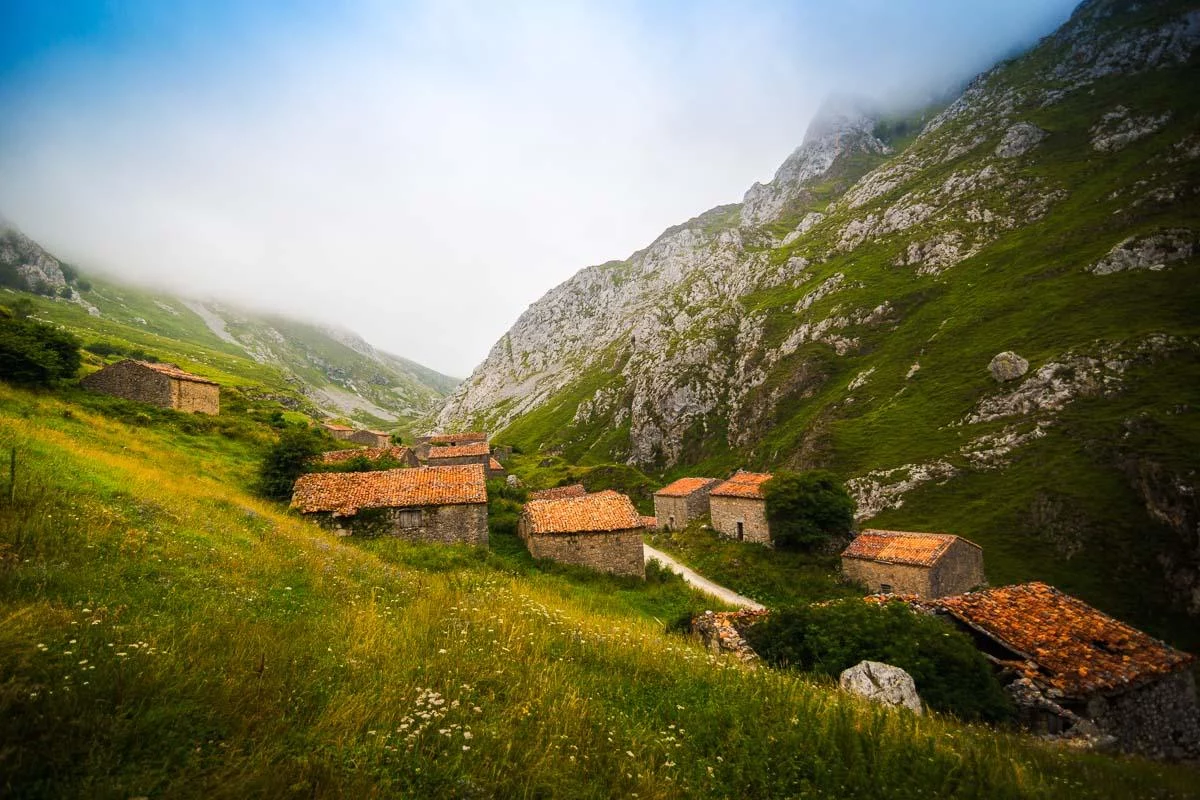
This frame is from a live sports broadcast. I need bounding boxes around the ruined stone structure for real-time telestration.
[321,422,356,441]
[81,359,219,414]
[653,477,719,531]
[519,490,645,578]
[424,442,491,467]
[290,464,488,546]
[709,472,773,544]
[841,529,985,598]
[933,583,1199,760]
[348,429,391,448]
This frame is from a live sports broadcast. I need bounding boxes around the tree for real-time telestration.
[761,469,854,550]
[0,311,82,387]
[257,426,326,501]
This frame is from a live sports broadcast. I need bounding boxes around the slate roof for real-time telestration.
[427,442,490,459]
[528,484,587,501]
[291,465,487,515]
[523,490,643,535]
[131,360,219,386]
[655,477,719,498]
[842,529,978,568]
[429,432,487,444]
[710,472,773,499]
[934,582,1194,697]
[317,446,412,465]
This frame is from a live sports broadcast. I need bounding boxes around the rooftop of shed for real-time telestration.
[523,490,643,535]
[710,472,773,499]
[655,477,719,498]
[291,465,487,515]
[842,529,978,568]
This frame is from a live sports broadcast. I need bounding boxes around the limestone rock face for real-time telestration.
[1091,229,1195,275]
[989,351,1030,382]
[839,661,923,715]
[995,123,1047,158]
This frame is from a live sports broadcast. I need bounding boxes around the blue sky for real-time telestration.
[0,0,1080,375]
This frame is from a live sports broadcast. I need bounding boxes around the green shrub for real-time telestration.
[761,469,854,550]
[257,426,326,501]
[0,314,82,387]
[744,599,1014,723]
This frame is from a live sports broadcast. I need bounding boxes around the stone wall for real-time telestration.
[82,361,174,410]
[428,454,491,468]
[173,379,220,415]
[842,558,933,596]
[518,522,645,578]
[654,488,714,531]
[710,496,770,544]
[1084,670,1200,760]
[348,430,390,447]
[930,540,986,596]
[309,503,488,546]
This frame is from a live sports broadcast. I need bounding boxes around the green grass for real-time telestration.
[3,386,1199,797]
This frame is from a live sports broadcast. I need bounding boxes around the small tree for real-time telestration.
[0,312,82,387]
[257,426,326,501]
[761,469,854,550]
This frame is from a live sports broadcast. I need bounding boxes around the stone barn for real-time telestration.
[528,484,587,501]
[321,422,356,441]
[290,464,488,545]
[519,490,646,578]
[709,472,773,544]
[348,429,391,448]
[487,457,506,480]
[932,583,1199,759]
[81,359,220,414]
[841,529,985,598]
[653,477,719,531]
[425,441,491,467]
[317,446,418,468]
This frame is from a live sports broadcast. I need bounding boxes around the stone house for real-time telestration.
[420,431,488,447]
[653,477,719,531]
[317,446,418,468]
[841,529,985,598]
[290,464,488,545]
[81,359,220,414]
[321,422,356,441]
[348,429,391,448]
[709,472,773,544]
[528,484,587,501]
[518,490,645,578]
[487,457,506,480]
[931,582,1199,759]
[424,441,491,467]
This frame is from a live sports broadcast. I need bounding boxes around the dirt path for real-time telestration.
[643,544,766,611]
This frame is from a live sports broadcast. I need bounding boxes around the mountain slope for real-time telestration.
[437,0,1200,645]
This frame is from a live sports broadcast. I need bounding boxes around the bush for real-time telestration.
[257,426,326,501]
[761,470,854,550]
[75,279,92,292]
[0,314,82,387]
[744,599,1014,722]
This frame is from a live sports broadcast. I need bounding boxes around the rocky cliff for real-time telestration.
[438,0,1200,643]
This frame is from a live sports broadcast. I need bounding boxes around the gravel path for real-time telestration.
[643,544,766,610]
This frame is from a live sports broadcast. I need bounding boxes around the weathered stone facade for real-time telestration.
[710,496,770,544]
[310,502,488,546]
[322,423,356,441]
[653,477,719,531]
[519,523,645,578]
[1081,670,1200,760]
[427,453,491,468]
[842,536,985,598]
[81,360,219,415]
[348,429,390,448]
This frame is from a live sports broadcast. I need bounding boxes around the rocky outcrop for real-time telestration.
[995,123,1047,158]
[1090,229,1195,274]
[989,351,1030,382]
[839,661,924,715]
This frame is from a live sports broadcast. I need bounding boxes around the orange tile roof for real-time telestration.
[523,490,644,535]
[427,442,490,459]
[429,432,487,444]
[528,484,587,501]
[641,515,659,529]
[842,529,978,567]
[291,465,487,515]
[934,583,1194,697]
[488,457,504,470]
[655,477,719,498]
[710,472,773,499]
[317,446,412,465]
[131,360,219,386]
[321,422,355,432]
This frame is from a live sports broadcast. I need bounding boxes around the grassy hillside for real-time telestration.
[2,385,1199,797]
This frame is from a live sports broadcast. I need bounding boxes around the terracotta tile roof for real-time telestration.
[321,422,355,432]
[641,515,659,529]
[317,446,412,465]
[427,442,490,459]
[528,484,587,501]
[655,477,719,498]
[710,472,773,499]
[842,529,978,567]
[523,490,644,535]
[131,360,219,386]
[362,429,389,437]
[429,432,487,444]
[291,465,487,515]
[934,583,1194,697]
[488,457,504,470]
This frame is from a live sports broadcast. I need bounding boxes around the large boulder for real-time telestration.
[994,122,1047,158]
[989,351,1030,382]
[839,660,923,715]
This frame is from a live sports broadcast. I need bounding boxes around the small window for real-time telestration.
[397,509,422,529]
[880,583,893,594]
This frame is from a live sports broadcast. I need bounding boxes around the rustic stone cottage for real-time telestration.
[932,582,1199,759]
[81,359,220,414]
[420,432,488,446]
[653,477,719,531]
[709,472,773,544]
[487,457,506,480]
[290,464,488,545]
[519,490,645,578]
[528,484,587,501]
[321,422,356,440]
[317,445,418,467]
[348,429,391,448]
[841,529,985,598]
[424,441,491,467]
